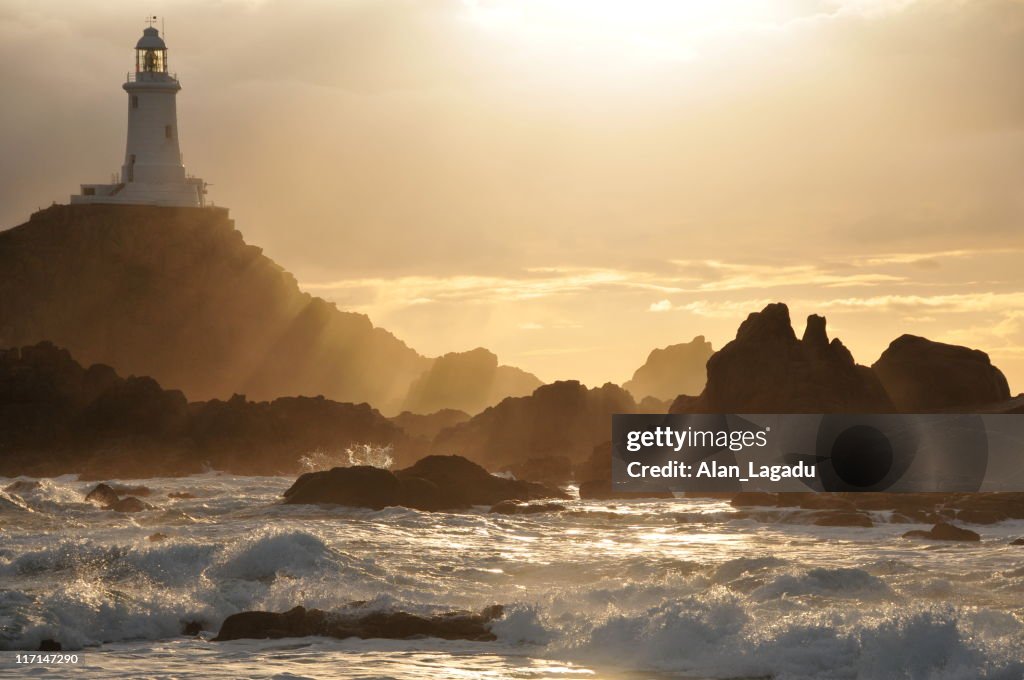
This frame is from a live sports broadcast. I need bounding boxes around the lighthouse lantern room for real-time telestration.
[72,22,207,207]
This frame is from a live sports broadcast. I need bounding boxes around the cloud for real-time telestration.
[648,299,672,312]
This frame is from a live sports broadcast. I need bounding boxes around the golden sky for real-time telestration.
[1,0,1022,392]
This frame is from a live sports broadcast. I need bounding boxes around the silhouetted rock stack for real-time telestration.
[431,380,636,470]
[672,304,891,413]
[872,335,1011,411]
[283,454,569,511]
[623,336,713,403]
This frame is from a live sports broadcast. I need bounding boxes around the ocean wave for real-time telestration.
[750,567,894,601]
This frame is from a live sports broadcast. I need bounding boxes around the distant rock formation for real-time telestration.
[401,348,541,415]
[0,341,406,477]
[282,454,569,510]
[624,336,713,402]
[391,409,471,442]
[431,380,637,470]
[872,335,1010,411]
[671,304,892,413]
[0,204,533,414]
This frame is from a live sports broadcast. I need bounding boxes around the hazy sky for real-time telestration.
[1,0,1022,392]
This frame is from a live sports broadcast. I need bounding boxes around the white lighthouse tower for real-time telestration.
[72,21,207,207]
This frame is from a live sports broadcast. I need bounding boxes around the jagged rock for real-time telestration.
[671,304,892,413]
[489,501,566,515]
[432,381,637,470]
[38,639,61,652]
[624,337,713,402]
[902,522,980,542]
[283,455,568,511]
[873,335,1011,411]
[1010,538,1024,546]
[109,496,151,513]
[85,483,120,507]
[401,348,541,416]
[213,605,504,642]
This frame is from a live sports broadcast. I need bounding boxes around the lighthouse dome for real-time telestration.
[135,27,166,49]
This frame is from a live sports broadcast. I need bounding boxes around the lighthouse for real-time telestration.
[72,22,207,207]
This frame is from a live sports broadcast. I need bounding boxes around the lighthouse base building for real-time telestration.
[72,25,207,208]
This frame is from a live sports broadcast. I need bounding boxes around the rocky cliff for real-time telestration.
[623,336,713,402]
[401,348,541,415]
[0,204,536,414]
[0,341,407,477]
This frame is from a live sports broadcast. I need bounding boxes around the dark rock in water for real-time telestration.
[730,492,779,507]
[4,480,40,494]
[395,455,569,508]
[85,483,120,507]
[624,337,713,403]
[213,605,504,642]
[284,465,403,509]
[902,522,980,542]
[148,532,169,542]
[168,491,196,499]
[396,475,442,512]
[1010,538,1024,546]
[872,335,1011,411]
[38,639,61,651]
[811,511,874,528]
[110,496,151,513]
[489,501,566,515]
[670,304,892,413]
[951,493,1024,524]
[182,621,203,636]
[283,455,567,511]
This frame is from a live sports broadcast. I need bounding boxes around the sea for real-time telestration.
[1,471,1022,679]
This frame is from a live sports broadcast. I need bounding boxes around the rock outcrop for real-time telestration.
[0,204,536,414]
[902,522,981,542]
[0,341,406,477]
[671,304,892,413]
[872,335,1011,411]
[401,348,541,415]
[624,336,713,402]
[431,381,636,470]
[283,454,569,510]
[214,604,504,642]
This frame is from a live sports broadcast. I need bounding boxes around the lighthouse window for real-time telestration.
[165,125,174,139]
[131,96,138,109]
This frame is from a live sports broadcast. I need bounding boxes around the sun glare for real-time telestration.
[462,0,815,61]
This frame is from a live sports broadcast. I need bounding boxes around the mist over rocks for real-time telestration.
[623,336,713,403]
[0,341,407,477]
[400,348,541,415]
[429,380,636,471]
[872,335,1011,411]
[390,409,471,443]
[671,304,892,413]
[0,204,535,415]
